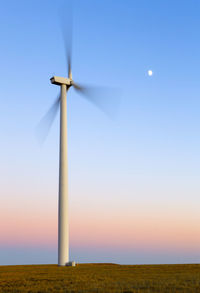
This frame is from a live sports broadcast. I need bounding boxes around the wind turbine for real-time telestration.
[37,12,119,267]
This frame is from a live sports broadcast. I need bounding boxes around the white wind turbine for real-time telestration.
[37,12,119,267]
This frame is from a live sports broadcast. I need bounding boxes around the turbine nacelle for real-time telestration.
[50,76,72,87]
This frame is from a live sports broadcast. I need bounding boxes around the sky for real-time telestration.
[1,0,200,265]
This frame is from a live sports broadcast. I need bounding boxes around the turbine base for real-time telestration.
[65,261,76,267]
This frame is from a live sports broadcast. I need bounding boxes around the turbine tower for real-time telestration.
[48,73,88,266]
[50,76,71,266]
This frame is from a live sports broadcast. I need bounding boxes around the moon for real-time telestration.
[148,70,153,76]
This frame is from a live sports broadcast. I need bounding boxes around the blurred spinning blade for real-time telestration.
[72,82,121,118]
[36,95,60,144]
[60,4,73,79]
[36,2,121,145]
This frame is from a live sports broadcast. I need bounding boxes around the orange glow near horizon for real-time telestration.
[1,201,200,255]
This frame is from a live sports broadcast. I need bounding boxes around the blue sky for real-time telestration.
[1,0,200,265]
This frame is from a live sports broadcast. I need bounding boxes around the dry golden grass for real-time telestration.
[0,263,200,292]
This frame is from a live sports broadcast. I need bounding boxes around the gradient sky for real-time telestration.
[1,0,200,265]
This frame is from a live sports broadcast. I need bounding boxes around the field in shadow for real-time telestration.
[0,263,200,292]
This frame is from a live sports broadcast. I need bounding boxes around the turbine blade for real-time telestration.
[72,82,121,118]
[60,4,73,79]
[36,95,60,144]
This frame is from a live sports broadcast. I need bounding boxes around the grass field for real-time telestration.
[0,263,200,292]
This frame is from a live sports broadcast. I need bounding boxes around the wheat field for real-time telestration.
[0,263,200,292]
